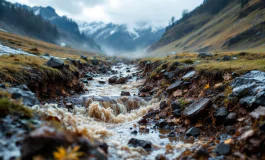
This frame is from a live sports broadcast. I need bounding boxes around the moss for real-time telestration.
[178,99,189,109]
[224,86,233,96]
[0,96,33,118]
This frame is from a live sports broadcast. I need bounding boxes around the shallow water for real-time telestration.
[35,63,198,159]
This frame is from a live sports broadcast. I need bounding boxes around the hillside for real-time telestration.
[149,0,265,55]
[0,1,101,53]
[78,22,165,53]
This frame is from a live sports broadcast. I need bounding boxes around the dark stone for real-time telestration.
[131,130,138,135]
[197,52,213,58]
[231,71,265,107]
[226,126,235,134]
[168,131,175,137]
[218,134,231,141]
[128,138,152,151]
[194,147,209,158]
[157,119,168,128]
[127,70,130,73]
[66,103,73,109]
[215,107,229,119]
[166,81,183,93]
[222,56,232,61]
[46,57,64,69]
[186,127,200,137]
[159,101,167,109]
[140,85,153,92]
[80,55,88,61]
[172,109,182,118]
[0,84,6,89]
[215,143,231,155]
[121,91,131,96]
[91,59,99,65]
[82,79,88,84]
[43,53,50,57]
[85,73,93,80]
[99,81,106,84]
[109,76,118,84]
[171,101,181,110]
[9,88,39,107]
[116,77,127,84]
[183,98,211,117]
[182,71,196,79]
[164,72,175,79]
[226,112,237,124]
[138,118,148,124]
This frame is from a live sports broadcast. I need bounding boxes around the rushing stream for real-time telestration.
[34,63,199,159]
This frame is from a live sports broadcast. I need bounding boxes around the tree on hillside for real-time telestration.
[182,9,189,19]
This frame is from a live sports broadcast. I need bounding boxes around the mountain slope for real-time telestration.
[79,22,165,53]
[10,3,101,53]
[149,0,265,55]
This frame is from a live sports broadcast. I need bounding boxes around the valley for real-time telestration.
[1,0,265,159]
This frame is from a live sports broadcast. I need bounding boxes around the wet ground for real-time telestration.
[35,63,199,159]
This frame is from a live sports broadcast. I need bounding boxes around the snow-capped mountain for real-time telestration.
[78,22,165,53]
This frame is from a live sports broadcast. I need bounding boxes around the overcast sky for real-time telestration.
[8,0,203,26]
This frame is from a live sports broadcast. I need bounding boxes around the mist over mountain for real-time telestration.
[78,21,165,54]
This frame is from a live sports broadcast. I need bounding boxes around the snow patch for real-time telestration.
[34,8,40,15]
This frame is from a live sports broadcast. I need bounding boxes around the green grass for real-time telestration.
[0,91,33,117]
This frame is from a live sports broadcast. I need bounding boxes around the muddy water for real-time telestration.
[35,63,199,159]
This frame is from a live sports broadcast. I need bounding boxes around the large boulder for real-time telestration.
[197,52,213,58]
[8,88,39,107]
[231,70,265,108]
[80,55,88,61]
[108,76,118,84]
[183,98,211,117]
[128,138,153,151]
[166,81,183,93]
[46,57,64,69]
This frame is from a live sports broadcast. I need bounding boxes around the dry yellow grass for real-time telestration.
[0,31,104,59]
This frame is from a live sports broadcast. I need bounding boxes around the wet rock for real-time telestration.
[127,70,130,72]
[155,154,167,160]
[80,55,88,61]
[128,138,152,151]
[91,59,99,65]
[219,134,231,141]
[164,72,175,79]
[226,112,237,124]
[159,101,167,109]
[194,147,209,159]
[43,53,50,57]
[131,130,138,135]
[157,119,168,128]
[46,57,64,69]
[166,81,183,93]
[138,118,148,124]
[168,131,176,137]
[172,109,182,118]
[85,73,93,80]
[108,76,118,84]
[81,79,88,84]
[9,88,39,107]
[171,101,181,110]
[0,84,6,89]
[116,77,127,84]
[182,71,196,79]
[22,126,107,160]
[215,107,229,119]
[99,81,106,84]
[226,126,235,134]
[222,56,232,61]
[215,143,231,155]
[65,103,73,109]
[17,84,30,91]
[231,71,265,107]
[186,127,200,137]
[183,98,211,117]
[121,91,131,96]
[197,52,213,58]
[140,85,153,92]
